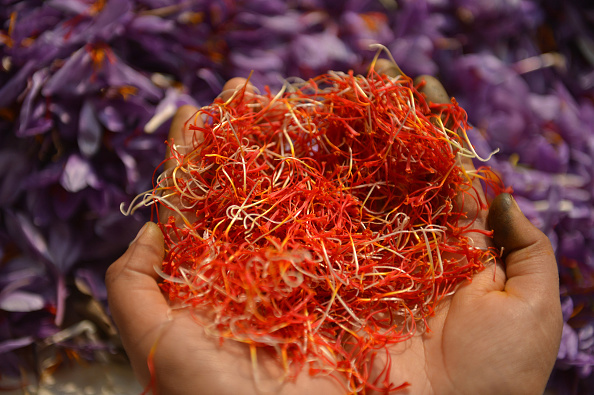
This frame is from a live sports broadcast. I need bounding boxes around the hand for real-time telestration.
[363,62,563,394]
[106,79,346,395]
[106,68,563,395]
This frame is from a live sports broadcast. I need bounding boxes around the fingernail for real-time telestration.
[509,194,520,211]
[129,223,150,246]
[500,193,521,213]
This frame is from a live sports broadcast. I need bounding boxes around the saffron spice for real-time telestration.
[130,65,505,392]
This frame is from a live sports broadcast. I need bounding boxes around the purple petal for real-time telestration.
[17,69,53,137]
[0,61,37,107]
[390,35,438,76]
[341,11,394,49]
[242,0,287,15]
[0,337,34,354]
[578,357,594,378]
[291,31,358,71]
[530,135,570,173]
[196,69,224,96]
[115,147,139,192]
[47,0,91,14]
[96,103,125,132]
[42,47,93,96]
[0,256,46,287]
[579,324,594,351]
[0,150,30,205]
[559,231,586,262]
[559,323,579,360]
[78,100,103,157]
[64,0,132,44]
[230,49,284,73]
[60,154,100,193]
[22,162,63,189]
[17,116,53,137]
[529,93,560,122]
[95,95,152,133]
[48,222,81,272]
[0,291,45,312]
[260,11,306,35]
[75,268,108,301]
[5,212,51,263]
[144,87,199,134]
[561,297,574,322]
[104,53,161,101]
[52,188,84,220]
[129,14,175,34]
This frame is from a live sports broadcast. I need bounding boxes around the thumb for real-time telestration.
[106,222,169,380]
[487,194,563,387]
[487,193,559,302]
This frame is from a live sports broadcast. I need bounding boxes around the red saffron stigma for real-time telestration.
[137,68,507,393]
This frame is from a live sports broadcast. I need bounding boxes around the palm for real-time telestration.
[381,275,504,394]
[137,304,345,394]
[377,215,558,395]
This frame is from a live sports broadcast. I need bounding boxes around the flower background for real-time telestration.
[1,0,593,392]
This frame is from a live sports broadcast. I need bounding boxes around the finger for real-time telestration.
[165,104,200,170]
[487,193,559,300]
[166,79,256,167]
[487,193,562,382]
[106,222,169,381]
[374,58,403,78]
[415,75,489,238]
[162,106,200,225]
[414,75,476,171]
[413,75,450,105]
[167,78,256,162]
[219,77,256,102]
[374,66,479,219]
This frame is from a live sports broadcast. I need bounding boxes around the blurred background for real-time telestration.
[0,0,593,393]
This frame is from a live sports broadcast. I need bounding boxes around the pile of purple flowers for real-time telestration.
[1,0,593,391]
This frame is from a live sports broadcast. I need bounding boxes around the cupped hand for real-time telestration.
[365,62,563,394]
[106,79,345,395]
[107,68,563,395]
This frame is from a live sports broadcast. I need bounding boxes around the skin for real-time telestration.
[106,64,562,395]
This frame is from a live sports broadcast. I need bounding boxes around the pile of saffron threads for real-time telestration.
[133,69,504,392]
